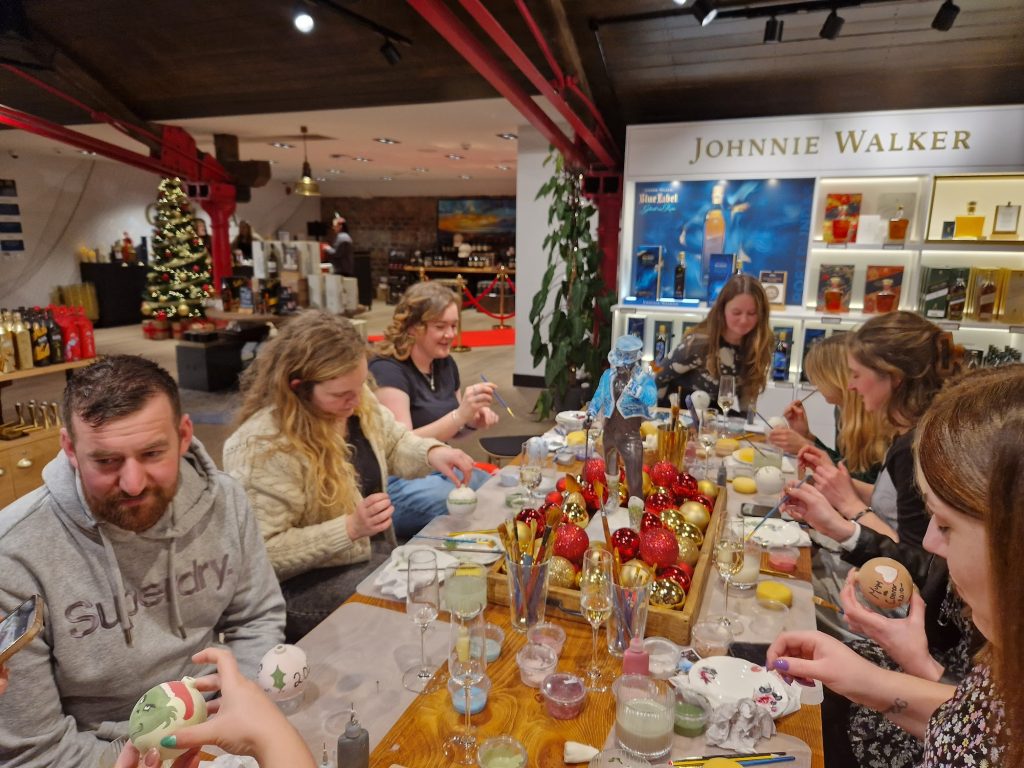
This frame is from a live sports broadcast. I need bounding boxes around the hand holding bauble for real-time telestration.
[129,677,208,760]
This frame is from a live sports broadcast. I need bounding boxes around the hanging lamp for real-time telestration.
[294,125,320,197]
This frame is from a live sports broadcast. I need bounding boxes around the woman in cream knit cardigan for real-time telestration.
[224,311,474,642]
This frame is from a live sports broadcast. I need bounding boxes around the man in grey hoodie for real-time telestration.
[0,355,285,767]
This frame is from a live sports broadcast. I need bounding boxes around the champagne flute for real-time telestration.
[444,612,488,765]
[713,516,745,628]
[580,546,614,691]
[519,437,546,503]
[698,408,720,481]
[444,562,488,621]
[718,374,737,416]
[402,550,440,694]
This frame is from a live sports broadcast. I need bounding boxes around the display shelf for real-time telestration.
[926,174,1024,243]
[812,175,928,246]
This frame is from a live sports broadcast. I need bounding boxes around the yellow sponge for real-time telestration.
[731,476,757,495]
[756,580,793,608]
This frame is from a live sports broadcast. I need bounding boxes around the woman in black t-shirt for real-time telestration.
[371,282,499,537]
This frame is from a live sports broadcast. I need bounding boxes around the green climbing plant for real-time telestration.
[529,148,614,419]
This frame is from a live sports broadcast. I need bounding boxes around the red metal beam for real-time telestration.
[406,0,585,168]
[455,0,619,168]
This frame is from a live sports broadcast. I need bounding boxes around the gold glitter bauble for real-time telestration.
[564,501,589,527]
[659,508,686,535]
[650,577,686,610]
[620,558,655,588]
[177,302,190,317]
[564,491,586,510]
[141,303,154,317]
[547,556,576,589]
[676,536,700,567]
[676,521,704,548]
[578,566,606,590]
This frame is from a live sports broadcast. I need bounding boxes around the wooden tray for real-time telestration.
[486,486,727,644]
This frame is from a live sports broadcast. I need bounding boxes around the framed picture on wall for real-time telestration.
[993,203,1021,235]
[759,270,787,308]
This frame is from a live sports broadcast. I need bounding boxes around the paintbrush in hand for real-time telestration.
[746,476,809,541]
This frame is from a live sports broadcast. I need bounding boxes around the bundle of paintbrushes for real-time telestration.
[498,505,565,628]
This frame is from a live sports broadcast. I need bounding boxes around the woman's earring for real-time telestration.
[289,378,302,392]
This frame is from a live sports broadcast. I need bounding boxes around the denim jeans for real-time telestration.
[388,468,491,540]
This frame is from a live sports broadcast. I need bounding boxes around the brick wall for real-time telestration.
[321,197,438,285]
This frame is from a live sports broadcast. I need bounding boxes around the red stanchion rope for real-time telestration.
[460,278,516,321]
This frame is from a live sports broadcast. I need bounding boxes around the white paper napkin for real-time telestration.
[373,544,459,600]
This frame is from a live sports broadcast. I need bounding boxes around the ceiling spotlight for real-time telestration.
[353,157,372,163]
[932,0,960,31]
[293,7,314,34]
[497,132,518,141]
[294,126,320,197]
[763,16,784,43]
[270,142,294,149]
[692,0,717,27]
[374,137,400,145]
[460,175,472,180]
[381,176,394,181]
[819,9,844,39]
[446,154,464,160]
[413,167,429,173]
[380,38,401,66]
[496,165,511,171]
[328,168,342,174]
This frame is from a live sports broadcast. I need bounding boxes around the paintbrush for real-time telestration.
[813,595,845,615]
[480,374,515,418]
[431,544,503,555]
[799,388,819,403]
[754,411,775,430]
[759,567,796,579]
[746,476,809,541]
[673,753,787,766]
[411,534,495,547]
[741,437,770,457]
[669,390,681,431]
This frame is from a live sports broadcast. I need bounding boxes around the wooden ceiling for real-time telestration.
[2,0,1023,166]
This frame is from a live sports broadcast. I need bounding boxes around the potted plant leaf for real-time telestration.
[529,149,614,419]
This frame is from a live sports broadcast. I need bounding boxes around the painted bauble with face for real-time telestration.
[129,677,208,760]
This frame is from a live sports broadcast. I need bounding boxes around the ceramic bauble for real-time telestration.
[446,485,478,516]
[658,508,686,536]
[754,466,785,495]
[610,527,641,562]
[658,564,692,593]
[640,512,663,532]
[129,677,208,760]
[696,479,719,499]
[650,577,686,610]
[619,558,655,588]
[676,536,700,568]
[768,416,788,430]
[690,390,711,412]
[679,501,711,533]
[857,557,913,613]
[257,644,309,702]
[639,527,680,569]
[553,523,589,565]
[547,555,577,589]
[649,461,678,489]
[582,457,606,487]
[644,489,674,514]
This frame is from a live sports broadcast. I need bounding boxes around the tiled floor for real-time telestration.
[1,303,553,469]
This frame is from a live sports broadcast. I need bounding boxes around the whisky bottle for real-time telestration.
[11,311,34,370]
[823,276,845,313]
[831,206,851,244]
[887,204,909,244]
[947,277,967,321]
[772,332,790,381]
[954,201,985,240]
[0,314,16,374]
[977,274,997,321]
[701,184,726,296]
[653,323,669,366]
[875,279,898,313]
[46,309,64,364]
[30,309,51,367]
[673,254,686,300]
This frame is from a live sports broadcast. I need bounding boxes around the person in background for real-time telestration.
[655,274,773,412]
[371,282,497,538]
[231,220,257,264]
[224,310,474,642]
[769,365,1024,768]
[193,218,212,253]
[0,356,285,767]
[325,214,354,277]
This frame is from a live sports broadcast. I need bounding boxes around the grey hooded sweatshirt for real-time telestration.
[0,438,285,768]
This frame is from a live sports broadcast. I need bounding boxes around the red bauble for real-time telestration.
[678,473,699,494]
[675,561,695,581]
[650,460,678,489]
[640,527,680,569]
[545,490,564,507]
[645,490,674,514]
[694,494,715,514]
[192,265,201,272]
[582,457,606,487]
[162,273,170,282]
[516,507,544,531]
[657,564,693,593]
[555,476,568,493]
[553,523,590,565]
[610,527,641,562]
[641,512,663,532]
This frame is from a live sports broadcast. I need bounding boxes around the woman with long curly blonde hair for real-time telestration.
[371,282,498,537]
[224,310,474,642]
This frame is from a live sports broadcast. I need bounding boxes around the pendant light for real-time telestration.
[294,126,320,197]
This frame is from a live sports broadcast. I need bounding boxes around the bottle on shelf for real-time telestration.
[947,276,967,321]
[831,205,851,243]
[10,311,33,370]
[74,307,96,359]
[653,323,670,367]
[673,253,686,300]
[875,279,898,313]
[0,313,16,374]
[701,184,726,295]
[30,308,51,367]
[954,201,985,240]
[977,273,997,321]
[887,204,909,244]
[772,332,790,381]
[823,276,845,313]
[46,309,64,365]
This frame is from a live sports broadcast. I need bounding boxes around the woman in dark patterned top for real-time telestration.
[655,274,773,413]
[767,366,1024,768]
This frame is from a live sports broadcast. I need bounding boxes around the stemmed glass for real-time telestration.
[580,546,614,691]
[444,562,488,621]
[402,550,440,694]
[713,516,745,628]
[718,375,737,416]
[519,437,546,503]
[698,408,720,481]
[444,611,488,765]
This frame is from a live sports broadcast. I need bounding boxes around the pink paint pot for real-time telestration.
[540,672,586,719]
[767,546,799,573]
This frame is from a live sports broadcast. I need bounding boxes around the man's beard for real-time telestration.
[89,484,175,533]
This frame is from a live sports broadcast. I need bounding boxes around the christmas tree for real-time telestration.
[141,177,213,320]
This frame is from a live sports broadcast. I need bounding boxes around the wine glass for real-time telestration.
[697,408,720,481]
[402,550,440,694]
[713,516,745,628]
[444,561,488,621]
[718,375,737,416]
[580,546,614,691]
[444,611,488,765]
[519,437,546,503]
